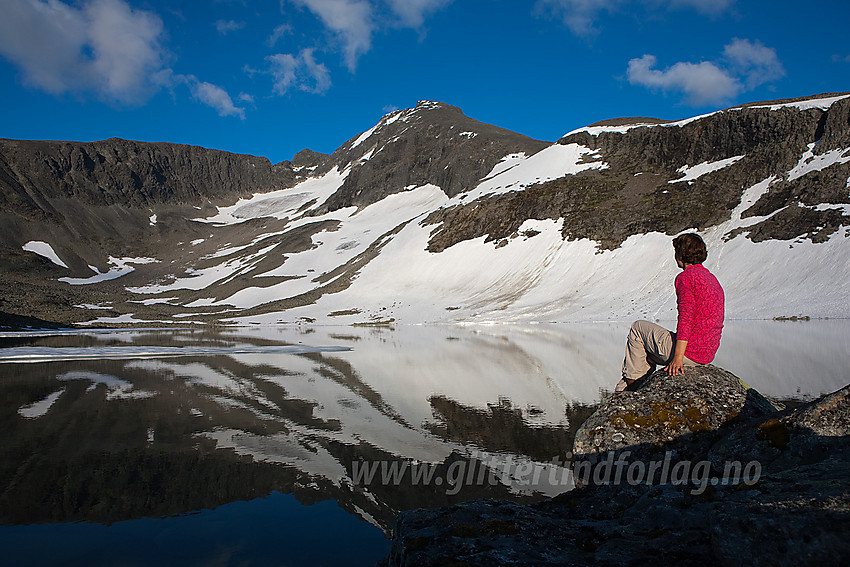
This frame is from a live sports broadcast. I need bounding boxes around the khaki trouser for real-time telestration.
[622,320,700,381]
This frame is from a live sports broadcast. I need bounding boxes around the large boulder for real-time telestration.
[572,365,780,472]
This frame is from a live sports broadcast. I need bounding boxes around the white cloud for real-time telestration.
[215,19,246,35]
[192,81,246,119]
[87,0,168,98]
[668,0,735,15]
[386,0,453,28]
[0,0,248,118]
[723,38,785,90]
[282,0,453,74]
[267,23,292,47]
[534,0,619,36]
[266,54,297,94]
[0,0,167,103]
[177,76,246,119]
[267,48,331,94]
[289,0,373,71]
[299,49,332,92]
[627,38,784,106]
[534,0,735,36]
[627,54,741,106]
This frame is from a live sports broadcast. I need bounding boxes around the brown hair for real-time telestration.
[673,233,707,265]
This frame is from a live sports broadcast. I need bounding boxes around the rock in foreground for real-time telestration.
[389,367,850,566]
[571,365,781,479]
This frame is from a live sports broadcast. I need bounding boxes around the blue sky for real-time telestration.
[1,0,848,164]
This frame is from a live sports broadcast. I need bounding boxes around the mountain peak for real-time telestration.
[312,101,549,213]
[413,100,454,111]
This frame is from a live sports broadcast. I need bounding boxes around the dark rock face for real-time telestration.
[388,371,850,566]
[0,138,298,219]
[0,137,301,272]
[290,148,329,170]
[424,94,850,252]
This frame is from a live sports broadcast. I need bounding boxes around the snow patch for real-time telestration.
[814,203,850,214]
[730,176,777,223]
[184,298,220,308]
[461,143,607,201]
[75,313,151,326]
[788,144,850,181]
[415,101,442,111]
[669,155,745,184]
[358,147,375,161]
[59,257,157,285]
[216,185,448,309]
[383,110,403,126]
[567,109,726,137]
[22,241,68,268]
[195,167,349,225]
[565,97,847,140]
[565,122,659,137]
[203,244,253,259]
[481,153,527,180]
[349,124,379,150]
[749,94,850,111]
[663,110,726,128]
[73,303,113,310]
[127,243,277,295]
[128,297,179,305]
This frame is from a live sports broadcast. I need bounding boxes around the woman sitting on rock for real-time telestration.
[616,233,725,392]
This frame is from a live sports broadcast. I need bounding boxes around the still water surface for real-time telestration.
[1,321,847,565]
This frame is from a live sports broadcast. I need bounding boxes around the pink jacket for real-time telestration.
[675,264,725,364]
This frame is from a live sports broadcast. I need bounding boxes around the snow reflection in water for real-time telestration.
[0,321,847,564]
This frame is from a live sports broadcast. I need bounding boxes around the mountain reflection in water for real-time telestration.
[1,321,847,565]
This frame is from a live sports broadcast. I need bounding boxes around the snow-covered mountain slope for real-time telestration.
[3,94,850,327]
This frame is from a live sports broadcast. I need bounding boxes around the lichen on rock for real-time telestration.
[572,365,781,466]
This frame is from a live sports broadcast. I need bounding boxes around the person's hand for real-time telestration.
[666,358,685,376]
[667,339,688,376]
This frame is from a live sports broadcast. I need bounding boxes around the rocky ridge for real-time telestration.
[0,137,299,278]
[424,94,850,251]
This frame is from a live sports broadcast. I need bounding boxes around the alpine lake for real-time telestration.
[1,319,847,566]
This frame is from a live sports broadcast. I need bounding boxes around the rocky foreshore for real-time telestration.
[388,366,850,566]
